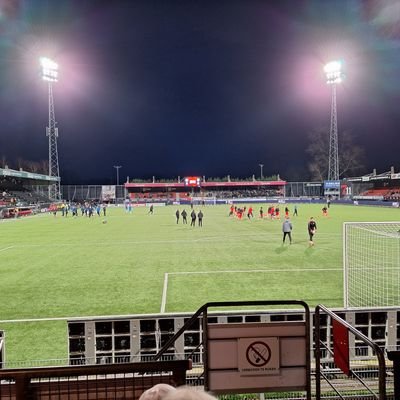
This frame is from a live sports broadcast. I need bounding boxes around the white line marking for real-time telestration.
[2,267,342,321]
[3,231,342,250]
[0,214,47,223]
[169,268,342,275]
[0,246,14,252]
[0,236,276,249]
[160,273,169,313]
[160,268,342,313]
[0,312,167,324]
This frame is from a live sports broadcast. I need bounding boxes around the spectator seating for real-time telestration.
[384,187,400,201]
[361,188,390,197]
[360,187,400,200]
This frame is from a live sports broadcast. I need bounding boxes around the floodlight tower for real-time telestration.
[324,60,344,182]
[40,57,61,201]
[113,165,122,186]
[259,163,264,180]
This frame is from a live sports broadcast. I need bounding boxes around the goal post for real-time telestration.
[343,222,400,308]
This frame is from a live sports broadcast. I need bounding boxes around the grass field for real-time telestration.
[0,202,399,363]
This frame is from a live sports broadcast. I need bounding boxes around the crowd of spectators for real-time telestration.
[128,188,284,201]
[211,188,284,198]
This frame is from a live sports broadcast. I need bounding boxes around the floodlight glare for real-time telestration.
[40,57,59,82]
[324,61,342,74]
[40,57,58,70]
[324,60,344,85]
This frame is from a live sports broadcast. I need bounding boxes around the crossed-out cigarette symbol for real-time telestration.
[246,341,271,367]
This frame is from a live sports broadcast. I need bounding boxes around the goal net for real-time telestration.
[344,222,400,308]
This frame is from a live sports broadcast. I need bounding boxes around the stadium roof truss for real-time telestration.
[0,167,59,183]
[346,170,396,183]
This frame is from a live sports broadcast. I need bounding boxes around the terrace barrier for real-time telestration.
[0,359,191,400]
[1,306,397,399]
[315,304,388,400]
[155,300,312,399]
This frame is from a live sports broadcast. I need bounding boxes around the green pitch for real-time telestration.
[0,203,398,363]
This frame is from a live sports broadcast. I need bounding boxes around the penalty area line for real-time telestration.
[160,273,169,313]
[160,267,342,313]
[0,246,14,253]
[169,268,342,275]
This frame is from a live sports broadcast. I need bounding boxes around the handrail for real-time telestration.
[315,304,386,400]
[0,360,191,400]
[0,360,191,379]
[155,300,309,360]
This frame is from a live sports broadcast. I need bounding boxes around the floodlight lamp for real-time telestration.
[40,57,59,82]
[324,60,344,85]
[324,61,341,74]
[40,57,58,70]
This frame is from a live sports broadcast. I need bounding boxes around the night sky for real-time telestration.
[0,0,399,184]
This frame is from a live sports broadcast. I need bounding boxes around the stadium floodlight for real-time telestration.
[40,57,59,82]
[114,165,122,186]
[259,163,264,180]
[40,57,61,201]
[324,60,343,85]
[324,60,344,184]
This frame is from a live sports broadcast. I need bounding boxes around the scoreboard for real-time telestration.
[184,176,201,187]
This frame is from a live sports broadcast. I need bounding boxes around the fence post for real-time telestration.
[387,351,400,399]
[15,375,29,400]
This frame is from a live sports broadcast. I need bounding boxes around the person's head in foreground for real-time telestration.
[164,386,217,400]
[139,384,176,400]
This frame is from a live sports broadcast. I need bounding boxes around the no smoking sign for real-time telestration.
[238,337,280,375]
[246,341,271,367]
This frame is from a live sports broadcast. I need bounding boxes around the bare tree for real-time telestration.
[13,158,50,173]
[17,158,35,172]
[0,155,7,168]
[27,161,42,173]
[39,159,49,174]
[17,157,26,170]
[306,127,366,180]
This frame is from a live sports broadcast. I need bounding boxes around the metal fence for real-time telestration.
[0,360,190,400]
[1,307,397,399]
[315,305,390,400]
[27,185,128,202]
[284,182,323,198]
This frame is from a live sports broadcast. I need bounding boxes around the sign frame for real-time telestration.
[201,300,311,399]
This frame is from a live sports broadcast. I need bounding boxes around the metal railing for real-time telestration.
[315,304,387,400]
[0,359,191,400]
[1,305,398,399]
[154,300,311,398]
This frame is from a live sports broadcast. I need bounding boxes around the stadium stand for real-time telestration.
[212,188,283,198]
[7,189,51,205]
[361,188,390,197]
[384,187,400,201]
[348,167,400,203]
[125,178,286,204]
[357,186,400,201]
[0,170,53,208]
